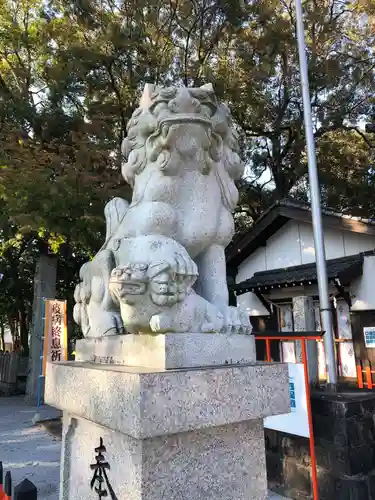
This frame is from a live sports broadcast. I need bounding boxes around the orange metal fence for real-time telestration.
[254,331,323,500]
[255,331,375,498]
[356,362,374,389]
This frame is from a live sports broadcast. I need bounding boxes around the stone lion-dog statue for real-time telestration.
[73,84,251,337]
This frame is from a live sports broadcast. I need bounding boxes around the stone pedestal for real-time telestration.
[75,333,256,369]
[45,334,289,500]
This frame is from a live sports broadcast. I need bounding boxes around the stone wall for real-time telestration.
[266,391,375,499]
[0,353,28,395]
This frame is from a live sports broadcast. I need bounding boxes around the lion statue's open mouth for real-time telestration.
[158,115,212,129]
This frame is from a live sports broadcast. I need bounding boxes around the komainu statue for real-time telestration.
[73,83,251,337]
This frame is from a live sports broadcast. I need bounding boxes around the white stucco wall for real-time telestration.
[237,292,269,316]
[351,255,375,311]
[237,220,375,278]
[236,247,267,283]
[265,222,302,269]
[343,231,375,256]
[236,219,375,315]
[298,222,345,262]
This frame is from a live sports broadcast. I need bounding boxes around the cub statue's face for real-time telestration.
[108,261,196,310]
[121,84,244,186]
[109,264,148,303]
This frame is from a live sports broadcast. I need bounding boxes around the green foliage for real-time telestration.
[1,0,374,228]
[316,129,375,215]
[224,0,375,220]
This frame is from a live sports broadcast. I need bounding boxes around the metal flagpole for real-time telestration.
[294,0,337,387]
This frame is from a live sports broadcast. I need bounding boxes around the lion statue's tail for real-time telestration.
[103,197,130,244]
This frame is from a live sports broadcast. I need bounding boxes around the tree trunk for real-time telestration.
[19,302,29,357]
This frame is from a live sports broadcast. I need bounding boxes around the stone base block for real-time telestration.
[75,333,256,369]
[45,361,288,437]
[61,415,267,500]
[46,360,289,500]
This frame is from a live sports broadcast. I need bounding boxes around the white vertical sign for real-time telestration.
[364,326,375,348]
[264,363,310,438]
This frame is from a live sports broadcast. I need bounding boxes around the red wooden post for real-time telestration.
[357,364,364,389]
[4,471,11,500]
[0,461,4,500]
[365,366,373,389]
[301,340,319,500]
[265,339,272,362]
[256,332,322,498]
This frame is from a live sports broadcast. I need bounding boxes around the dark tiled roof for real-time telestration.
[270,199,375,225]
[233,254,364,295]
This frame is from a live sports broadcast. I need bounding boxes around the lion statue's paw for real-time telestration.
[148,291,224,334]
[220,306,252,335]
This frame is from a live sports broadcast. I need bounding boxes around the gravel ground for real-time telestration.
[0,396,288,499]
